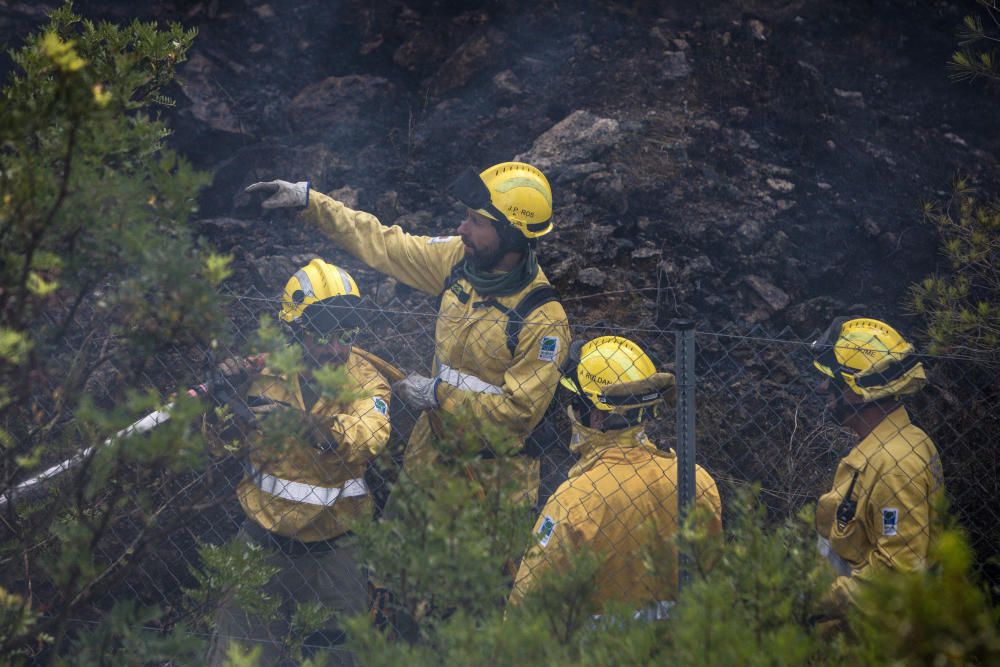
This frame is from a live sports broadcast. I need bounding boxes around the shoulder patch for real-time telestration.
[538,335,560,362]
[882,508,898,536]
[427,235,455,244]
[372,396,389,417]
[537,515,557,547]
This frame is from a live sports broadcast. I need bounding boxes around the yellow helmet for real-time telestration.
[561,336,661,411]
[279,259,362,335]
[811,317,927,401]
[450,161,553,239]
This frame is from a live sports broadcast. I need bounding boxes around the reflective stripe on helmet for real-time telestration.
[334,266,353,296]
[437,364,503,395]
[248,463,368,506]
[294,269,315,298]
[494,175,553,206]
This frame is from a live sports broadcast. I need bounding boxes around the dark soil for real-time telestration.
[2,0,999,601]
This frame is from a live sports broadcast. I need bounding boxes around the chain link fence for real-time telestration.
[6,279,999,658]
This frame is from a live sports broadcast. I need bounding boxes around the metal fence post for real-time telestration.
[673,319,696,591]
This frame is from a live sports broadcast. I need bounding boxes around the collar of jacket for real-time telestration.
[461,247,539,296]
[565,405,663,478]
[846,404,913,463]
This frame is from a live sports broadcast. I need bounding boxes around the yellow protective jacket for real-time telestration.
[815,405,944,612]
[235,349,391,542]
[509,416,722,612]
[300,192,570,499]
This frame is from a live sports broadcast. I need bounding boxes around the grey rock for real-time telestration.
[329,186,360,209]
[179,51,246,135]
[860,216,880,238]
[745,275,791,312]
[374,277,398,307]
[249,253,320,291]
[833,88,865,109]
[394,210,434,231]
[430,29,506,94]
[516,110,623,174]
[196,217,252,233]
[492,69,523,96]
[548,256,579,280]
[555,162,605,184]
[577,267,607,288]
[683,255,715,277]
[393,32,447,72]
[288,75,395,131]
[631,246,661,260]
[737,217,766,245]
[660,51,692,80]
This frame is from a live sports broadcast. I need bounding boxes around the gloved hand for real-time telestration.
[245,180,310,209]
[215,357,254,394]
[393,373,440,411]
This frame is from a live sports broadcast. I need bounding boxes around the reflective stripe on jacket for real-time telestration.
[300,193,570,500]
[246,462,368,506]
[815,405,944,613]
[237,350,390,542]
[509,420,723,611]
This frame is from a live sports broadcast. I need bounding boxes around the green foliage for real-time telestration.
[344,462,1000,667]
[949,1,1000,83]
[52,600,203,667]
[908,180,1000,365]
[849,528,1000,664]
[666,488,833,666]
[0,2,236,661]
[355,408,535,642]
[183,539,281,628]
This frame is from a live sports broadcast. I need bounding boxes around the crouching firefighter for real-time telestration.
[205,259,391,667]
[811,317,944,621]
[508,336,722,620]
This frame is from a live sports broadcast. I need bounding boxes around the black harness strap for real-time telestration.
[503,285,559,357]
[438,261,560,357]
[437,262,470,309]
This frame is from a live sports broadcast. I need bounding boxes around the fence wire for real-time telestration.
[4,281,998,660]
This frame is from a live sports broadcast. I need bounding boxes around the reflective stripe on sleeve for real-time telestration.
[591,600,675,626]
[437,363,503,395]
[248,464,368,506]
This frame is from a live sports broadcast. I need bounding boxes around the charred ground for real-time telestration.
[3,0,996,333]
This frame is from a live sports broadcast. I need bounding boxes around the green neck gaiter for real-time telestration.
[462,247,538,297]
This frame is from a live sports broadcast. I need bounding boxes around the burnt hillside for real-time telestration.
[4,0,996,334]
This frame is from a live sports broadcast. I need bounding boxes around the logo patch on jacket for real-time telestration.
[427,235,455,244]
[882,508,898,536]
[538,336,560,362]
[537,515,556,547]
[372,397,389,417]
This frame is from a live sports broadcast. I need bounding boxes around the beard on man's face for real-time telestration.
[463,238,504,270]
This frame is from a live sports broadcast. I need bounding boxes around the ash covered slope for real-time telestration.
[5,0,997,333]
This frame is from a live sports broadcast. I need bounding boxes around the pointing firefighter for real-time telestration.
[206,259,390,666]
[509,336,722,619]
[810,317,944,619]
[245,164,571,502]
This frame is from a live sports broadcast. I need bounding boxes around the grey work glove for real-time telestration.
[245,180,310,209]
[393,373,441,411]
[215,357,254,395]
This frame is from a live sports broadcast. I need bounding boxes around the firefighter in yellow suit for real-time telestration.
[206,259,390,667]
[509,336,722,618]
[810,317,944,618]
[245,165,570,502]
